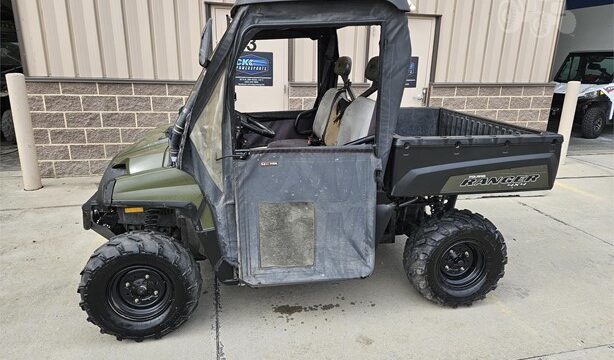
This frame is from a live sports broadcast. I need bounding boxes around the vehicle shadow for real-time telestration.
[212,238,436,324]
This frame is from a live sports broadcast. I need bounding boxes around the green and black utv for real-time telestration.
[79,0,563,341]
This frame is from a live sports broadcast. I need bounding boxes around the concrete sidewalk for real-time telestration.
[1,153,613,359]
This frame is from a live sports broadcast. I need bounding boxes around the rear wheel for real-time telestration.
[581,106,606,139]
[78,231,202,341]
[403,210,506,307]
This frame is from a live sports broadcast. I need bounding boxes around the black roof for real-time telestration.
[233,0,411,11]
[568,50,614,55]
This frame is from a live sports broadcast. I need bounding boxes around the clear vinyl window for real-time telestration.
[190,72,226,188]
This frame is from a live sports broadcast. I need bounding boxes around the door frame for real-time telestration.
[407,13,441,106]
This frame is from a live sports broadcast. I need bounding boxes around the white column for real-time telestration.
[6,73,43,191]
[557,81,580,166]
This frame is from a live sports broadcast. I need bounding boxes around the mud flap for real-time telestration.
[234,147,379,286]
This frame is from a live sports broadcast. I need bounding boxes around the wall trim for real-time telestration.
[24,77,196,85]
[431,82,556,88]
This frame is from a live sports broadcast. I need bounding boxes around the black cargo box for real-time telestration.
[386,108,563,197]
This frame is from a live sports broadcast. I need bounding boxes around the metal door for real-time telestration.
[402,16,437,107]
[368,15,437,107]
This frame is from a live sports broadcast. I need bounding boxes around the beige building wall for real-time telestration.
[15,0,219,80]
[16,0,564,177]
[16,0,563,84]
[413,0,565,84]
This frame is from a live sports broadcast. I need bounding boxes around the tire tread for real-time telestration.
[77,231,202,342]
[581,106,606,139]
[403,209,507,307]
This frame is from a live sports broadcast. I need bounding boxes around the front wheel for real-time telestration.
[581,106,606,139]
[78,231,202,341]
[403,210,507,307]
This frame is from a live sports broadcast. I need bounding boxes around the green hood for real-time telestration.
[111,125,170,174]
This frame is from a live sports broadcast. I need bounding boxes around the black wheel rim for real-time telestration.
[594,116,604,132]
[108,265,173,321]
[436,240,487,290]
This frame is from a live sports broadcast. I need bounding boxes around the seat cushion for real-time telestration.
[323,113,341,146]
[336,97,376,145]
[313,89,345,139]
[267,138,308,148]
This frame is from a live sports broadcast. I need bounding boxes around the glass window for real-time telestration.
[190,72,226,188]
[555,54,613,84]
[556,56,581,83]
[0,42,21,66]
[583,56,613,84]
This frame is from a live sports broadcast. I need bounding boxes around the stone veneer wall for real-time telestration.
[26,81,193,177]
[288,83,371,110]
[429,84,554,131]
[289,83,555,132]
[28,81,554,177]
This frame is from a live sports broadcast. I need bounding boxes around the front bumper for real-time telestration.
[547,94,595,132]
[82,192,116,239]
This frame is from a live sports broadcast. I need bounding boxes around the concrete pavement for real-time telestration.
[0,147,613,359]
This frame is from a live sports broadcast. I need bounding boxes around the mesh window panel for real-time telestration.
[258,202,315,268]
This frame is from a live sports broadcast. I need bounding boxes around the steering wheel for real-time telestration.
[239,113,276,138]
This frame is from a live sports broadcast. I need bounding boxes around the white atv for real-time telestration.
[549,51,613,139]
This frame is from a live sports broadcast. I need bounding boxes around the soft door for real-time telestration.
[234,147,379,286]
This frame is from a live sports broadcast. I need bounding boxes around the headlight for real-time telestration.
[579,90,601,99]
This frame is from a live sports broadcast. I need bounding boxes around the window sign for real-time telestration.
[405,56,419,88]
[235,51,274,86]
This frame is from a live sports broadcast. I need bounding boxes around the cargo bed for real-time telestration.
[387,108,563,196]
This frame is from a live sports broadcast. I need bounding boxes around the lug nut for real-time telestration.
[464,251,469,257]
[445,265,450,270]
[154,290,159,296]
[125,282,130,288]
[134,298,140,304]
[144,274,150,280]
[460,267,465,271]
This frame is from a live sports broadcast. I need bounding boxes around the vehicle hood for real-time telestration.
[553,82,613,95]
[111,125,171,174]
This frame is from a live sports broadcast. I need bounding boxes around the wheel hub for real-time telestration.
[595,117,603,131]
[119,270,165,306]
[108,265,172,321]
[436,240,487,290]
[441,244,474,277]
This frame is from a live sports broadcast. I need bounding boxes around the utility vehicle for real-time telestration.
[0,1,22,144]
[549,51,614,138]
[79,0,563,341]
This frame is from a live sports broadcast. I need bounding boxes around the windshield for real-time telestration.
[185,69,206,110]
[555,53,614,84]
[1,42,22,68]
[173,18,229,128]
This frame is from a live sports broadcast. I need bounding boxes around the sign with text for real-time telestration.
[235,52,273,86]
[405,56,419,88]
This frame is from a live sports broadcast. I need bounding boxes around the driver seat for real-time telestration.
[268,57,354,148]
